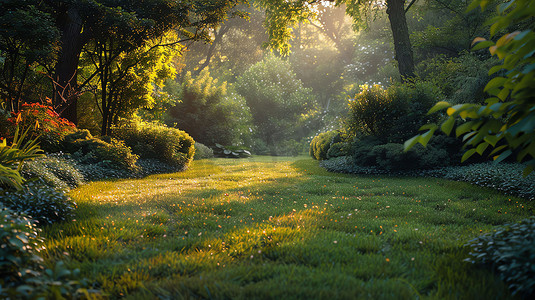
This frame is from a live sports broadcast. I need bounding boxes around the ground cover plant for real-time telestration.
[40,156,534,299]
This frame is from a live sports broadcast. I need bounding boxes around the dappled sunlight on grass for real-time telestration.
[41,156,533,298]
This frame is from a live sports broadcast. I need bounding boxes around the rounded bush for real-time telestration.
[310,131,338,160]
[113,121,195,170]
[346,82,442,143]
[327,142,347,159]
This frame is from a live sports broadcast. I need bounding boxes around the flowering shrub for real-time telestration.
[2,102,76,152]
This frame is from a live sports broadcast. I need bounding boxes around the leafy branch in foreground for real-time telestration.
[405,0,535,175]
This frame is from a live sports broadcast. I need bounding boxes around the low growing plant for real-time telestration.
[63,129,139,171]
[21,153,85,190]
[465,217,535,297]
[1,181,76,225]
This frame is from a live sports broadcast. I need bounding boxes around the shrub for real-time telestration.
[167,71,253,146]
[327,142,348,159]
[0,205,100,298]
[1,181,76,225]
[310,131,338,160]
[1,102,76,153]
[63,129,139,171]
[416,53,499,105]
[465,217,535,297]
[194,142,214,160]
[21,153,85,190]
[370,143,420,171]
[346,81,442,143]
[113,121,194,170]
[0,205,43,295]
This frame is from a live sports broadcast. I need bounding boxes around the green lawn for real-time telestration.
[42,156,533,299]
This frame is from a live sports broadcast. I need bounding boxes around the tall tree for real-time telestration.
[258,0,417,80]
[34,0,246,124]
[0,1,59,112]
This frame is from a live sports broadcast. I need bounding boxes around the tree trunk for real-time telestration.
[54,6,84,124]
[386,0,415,80]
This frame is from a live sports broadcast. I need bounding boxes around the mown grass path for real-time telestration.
[42,156,533,299]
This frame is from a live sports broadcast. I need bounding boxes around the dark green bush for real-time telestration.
[0,205,100,298]
[194,142,214,160]
[346,81,442,143]
[465,217,535,297]
[348,132,462,171]
[1,181,76,225]
[63,129,139,171]
[0,205,43,295]
[21,153,84,190]
[327,142,348,159]
[370,143,419,171]
[310,131,338,160]
[113,122,195,170]
[167,71,253,146]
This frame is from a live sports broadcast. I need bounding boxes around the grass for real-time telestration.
[41,156,533,299]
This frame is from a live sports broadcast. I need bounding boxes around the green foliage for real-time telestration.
[236,55,320,155]
[426,162,535,200]
[0,126,44,190]
[417,53,500,105]
[0,204,43,297]
[406,0,535,174]
[345,134,463,172]
[0,205,100,298]
[347,81,442,142]
[167,70,252,146]
[21,153,85,190]
[326,142,347,159]
[1,182,76,225]
[310,131,338,160]
[0,2,59,108]
[113,121,194,169]
[465,217,535,297]
[194,142,214,160]
[63,129,139,171]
